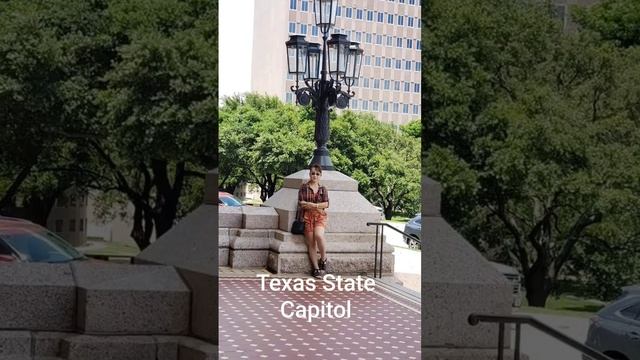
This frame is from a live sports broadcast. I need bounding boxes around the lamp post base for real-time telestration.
[309,148,334,170]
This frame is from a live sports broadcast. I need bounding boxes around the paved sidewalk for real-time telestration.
[219,276,421,359]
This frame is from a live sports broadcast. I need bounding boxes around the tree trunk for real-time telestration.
[0,163,35,211]
[384,206,393,220]
[130,204,151,250]
[524,259,552,307]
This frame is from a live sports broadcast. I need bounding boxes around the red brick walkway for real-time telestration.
[219,278,420,359]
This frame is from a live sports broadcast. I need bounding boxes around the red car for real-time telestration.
[0,217,87,263]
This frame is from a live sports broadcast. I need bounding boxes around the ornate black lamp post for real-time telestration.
[286,0,364,170]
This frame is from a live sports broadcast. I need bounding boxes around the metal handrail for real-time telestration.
[468,313,612,360]
[366,222,420,278]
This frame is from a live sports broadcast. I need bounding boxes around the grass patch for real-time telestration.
[390,215,410,222]
[518,295,604,318]
[83,242,140,258]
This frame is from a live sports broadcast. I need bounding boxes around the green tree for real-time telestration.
[424,0,640,306]
[573,0,640,48]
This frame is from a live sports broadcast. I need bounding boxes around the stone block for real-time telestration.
[178,337,217,360]
[0,264,75,331]
[241,206,278,229]
[0,332,30,356]
[282,170,359,191]
[136,204,217,274]
[177,269,217,344]
[218,228,230,247]
[422,348,528,360]
[270,231,393,253]
[218,207,242,228]
[154,336,179,360]
[72,263,190,334]
[229,229,271,249]
[219,248,229,266]
[423,176,442,216]
[230,250,269,268]
[32,332,69,357]
[268,252,393,275]
[422,192,513,349]
[202,169,217,205]
[60,335,156,360]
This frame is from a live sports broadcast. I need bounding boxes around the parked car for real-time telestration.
[404,215,421,250]
[584,285,640,360]
[0,217,87,263]
[489,261,522,307]
[218,192,243,206]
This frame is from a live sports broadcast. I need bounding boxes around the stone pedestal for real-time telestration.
[135,168,218,345]
[257,169,393,274]
[422,176,514,355]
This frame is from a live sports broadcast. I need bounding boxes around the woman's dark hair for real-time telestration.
[309,164,323,174]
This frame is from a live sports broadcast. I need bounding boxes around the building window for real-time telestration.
[356,31,362,42]
[383,102,389,112]
[365,55,371,66]
[387,14,393,24]
[351,98,358,109]
[395,59,401,69]
[394,81,400,91]
[406,39,413,49]
[79,218,84,231]
[408,17,414,27]
[365,33,372,43]
[386,36,393,46]
[375,56,382,66]
[288,22,295,33]
[417,40,421,50]
[376,34,382,44]
[362,100,369,110]
[384,79,390,89]
[385,58,392,68]
[55,220,63,232]
[69,219,76,232]
[285,93,293,103]
[301,0,308,11]
[290,0,296,10]
[398,15,404,26]
[300,24,307,35]
[336,6,341,16]
[409,0,415,4]
[404,82,410,92]
[363,78,370,87]
[356,9,363,19]
[413,104,419,114]
[414,83,420,92]
[367,10,374,21]
[396,37,402,48]
[403,104,409,113]
[405,60,412,70]
[418,17,421,28]
[393,103,399,112]
[312,25,318,36]
[69,195,76,207]
[374,79,380,89]
[415,61,421,71]
[377,12,384,22]
[373,101,379,111]
[346,7,352,18]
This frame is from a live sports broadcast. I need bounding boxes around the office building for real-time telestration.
[252,0,422,125]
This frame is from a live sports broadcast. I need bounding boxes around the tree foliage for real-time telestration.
[424,0,640,306]
[220,94,420,218]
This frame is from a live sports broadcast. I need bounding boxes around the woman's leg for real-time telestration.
[304,231,319,269]
[314,227,327,261]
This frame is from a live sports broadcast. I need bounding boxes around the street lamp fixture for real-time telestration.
[285,0,364,170]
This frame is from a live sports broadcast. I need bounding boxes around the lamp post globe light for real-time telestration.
[286,0,364,170]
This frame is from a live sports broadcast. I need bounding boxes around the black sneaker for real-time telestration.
[312,268,323,279]
[319,258,329,273]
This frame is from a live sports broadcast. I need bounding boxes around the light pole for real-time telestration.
[285,0,363,170]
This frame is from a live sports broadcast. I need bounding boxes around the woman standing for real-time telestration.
[298,164,330,278]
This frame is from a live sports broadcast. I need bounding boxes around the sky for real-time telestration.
[219,0,255,100]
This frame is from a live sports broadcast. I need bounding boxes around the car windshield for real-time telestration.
[220,196,243,206]
[1,228,85,263]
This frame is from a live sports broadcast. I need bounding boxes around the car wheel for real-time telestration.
[407,236,421,250]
